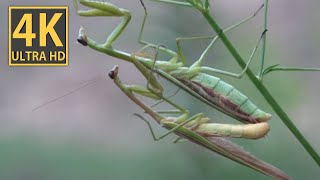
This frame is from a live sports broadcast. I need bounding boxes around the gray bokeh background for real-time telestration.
[1,0,320,179]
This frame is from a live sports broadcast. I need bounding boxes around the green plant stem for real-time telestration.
[201,9,320,167]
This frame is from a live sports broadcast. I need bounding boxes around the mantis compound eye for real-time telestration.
[77,27,88,46]
[108,65,119,79]
[77,37,87,46]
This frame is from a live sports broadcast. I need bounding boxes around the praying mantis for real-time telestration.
[72,0,320,179]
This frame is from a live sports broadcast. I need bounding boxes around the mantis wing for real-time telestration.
[163,122,290,180]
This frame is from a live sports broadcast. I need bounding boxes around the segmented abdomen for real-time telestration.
[178,73,271,123]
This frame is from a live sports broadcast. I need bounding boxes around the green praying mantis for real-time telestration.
[71,0,320,179]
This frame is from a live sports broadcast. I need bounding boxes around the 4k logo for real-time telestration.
[9,6,68,66]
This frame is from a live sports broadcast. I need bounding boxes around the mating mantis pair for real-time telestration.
[72,0,320,179]
[75,0,272,139]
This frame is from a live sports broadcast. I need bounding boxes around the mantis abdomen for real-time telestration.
[178,73,272,123]
[195,122,270,139]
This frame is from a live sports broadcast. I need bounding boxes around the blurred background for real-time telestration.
[1,0,320,179]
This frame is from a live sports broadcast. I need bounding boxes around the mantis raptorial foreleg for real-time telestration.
[109,66,202,138]
[73,0,131,48]
[130,54,190,115]
[112,63,189,118]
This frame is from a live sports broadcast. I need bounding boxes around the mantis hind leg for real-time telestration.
[176,4,265,78]
[196,30,267,78]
